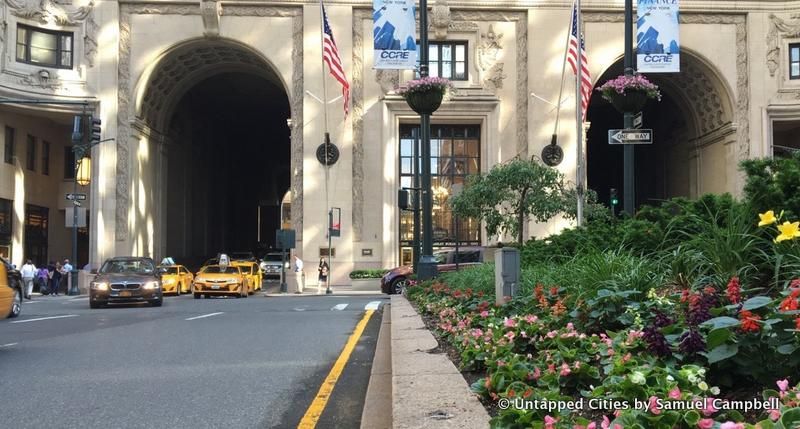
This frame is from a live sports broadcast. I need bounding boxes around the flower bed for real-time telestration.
[408,277,800,429]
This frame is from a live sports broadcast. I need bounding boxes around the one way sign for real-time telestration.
[608,129,653,145]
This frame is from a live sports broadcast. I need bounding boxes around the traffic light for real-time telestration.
[71,115,83,145]
[610,188,619,206]
[90,116,101,144]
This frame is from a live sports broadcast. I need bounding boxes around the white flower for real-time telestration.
[698,368,706,376]
[688,374,699,384]
[710,386,720,395]
[666,375,675,382]
[630,371,647,385]
[698,381,709,391]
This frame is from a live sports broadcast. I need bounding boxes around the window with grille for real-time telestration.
[415,41,468,81]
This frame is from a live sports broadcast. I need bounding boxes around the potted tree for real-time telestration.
[396,76,455,115]
[596,74,662,113]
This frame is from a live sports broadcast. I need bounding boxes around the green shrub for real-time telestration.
[741,151,800,219]
[348,269,390,279]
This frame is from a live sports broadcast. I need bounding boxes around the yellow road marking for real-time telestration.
[298,309,375,429]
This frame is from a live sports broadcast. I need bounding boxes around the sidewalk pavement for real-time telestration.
[390,295,490,428]
[261,282,382,297]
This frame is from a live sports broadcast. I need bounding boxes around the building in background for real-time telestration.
[1,0,799,284]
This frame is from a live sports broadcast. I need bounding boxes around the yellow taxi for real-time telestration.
[1,257,22,318]
[158,265,194,295]
[232,261,262,293]
[192,265,250,299]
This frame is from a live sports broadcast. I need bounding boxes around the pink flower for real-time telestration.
[566,322,575,330]
[719,423,744,429]
[769,408,781,421]
[622,353,631,363]
[701,397,718,416]
[560,363,572,377]
[471,328,483,338]
[614,410,621,418]
[669,387,681,399]
[777,379,790,392]
[573,361,582,370]
[505,331,515,341]
[533,367,541,379]
[548,363,556,374]
[648,396,661,415]
[525,314,538,323]
[544,415,558,429]
[586,423,596,429]
[547,330,558,338]
[600,416,611,429]
[480,310,489,318]
[504,317,517,328]
[697,418,715,429]
[520,331,528,338]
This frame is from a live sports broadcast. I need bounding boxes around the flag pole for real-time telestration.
[319,0,332,293]
[574,0,585,227]
[552,0,575,148]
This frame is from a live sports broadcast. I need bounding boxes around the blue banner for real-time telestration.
[373,0,417,70]
[637,0,680,73]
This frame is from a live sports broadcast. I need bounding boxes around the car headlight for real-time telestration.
[143,281,160,290]
[91,282,108,291]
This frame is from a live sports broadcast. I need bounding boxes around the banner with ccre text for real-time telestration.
[637,0,680,73]
[373,0,417,69]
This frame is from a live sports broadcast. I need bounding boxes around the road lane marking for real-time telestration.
[1,343,18,348]
[364,301,381,310]
[298,309,375,429]
[331,303,348,311]
[185,312,224,321]
[11,314,78,324]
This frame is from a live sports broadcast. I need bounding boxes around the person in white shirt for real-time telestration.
[21,259,36,300]
[60,259,74,294]
[293,256,304,272]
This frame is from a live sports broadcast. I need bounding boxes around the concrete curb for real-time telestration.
[390,295,490,428]
[361,303,393,429]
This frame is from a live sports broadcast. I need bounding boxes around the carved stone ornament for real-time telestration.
[430,0,450,40]
[200,0,221,38]
[83,9,98,66]
[767,14,800,77]
[4,0,93,26]
[375,69,399,95]
[18,68,63,89]
[477,24,506,90]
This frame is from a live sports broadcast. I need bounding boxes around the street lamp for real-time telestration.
[76,157,91,186]
[416,0,438,281]
[623,0,636,215]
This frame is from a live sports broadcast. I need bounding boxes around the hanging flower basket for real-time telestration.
[395,76,454,115]
[596,74,662,114]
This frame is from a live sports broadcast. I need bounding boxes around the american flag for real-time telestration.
[567,1,592,120]
[322,2,350,117]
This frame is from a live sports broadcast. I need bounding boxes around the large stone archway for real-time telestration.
[586,49,739,208]
[117,36,302,262]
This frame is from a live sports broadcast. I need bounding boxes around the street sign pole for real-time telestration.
[623,0,635,215]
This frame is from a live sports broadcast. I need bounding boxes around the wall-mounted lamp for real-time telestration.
[76,157,91,186]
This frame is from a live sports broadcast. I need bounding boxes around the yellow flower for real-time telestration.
[774,221,800,243]
[758,210,777,227]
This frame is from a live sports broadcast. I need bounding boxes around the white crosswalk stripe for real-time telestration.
[365,301,381,310]
[331,303,348,311]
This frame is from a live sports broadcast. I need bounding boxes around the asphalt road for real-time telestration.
[0,290,387,429]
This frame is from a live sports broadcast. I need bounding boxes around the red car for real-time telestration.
[380,247,485,294]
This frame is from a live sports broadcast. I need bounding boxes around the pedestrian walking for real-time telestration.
[47,261,56,295]
[21,259,36,300]
[60,259,73,295]
[293,255,303,273]
[37,265,50,295]
[318,257,329,286]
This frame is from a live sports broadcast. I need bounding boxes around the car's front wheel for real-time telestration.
[391,278,407,295]
[176,284,181,296]
[8,287,22,318]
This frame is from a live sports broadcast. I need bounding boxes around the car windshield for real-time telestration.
[237,265,252,274]
[264,253,283,262]
[434,251,449,264]
[100,260,155,274]
[202,266,241,274]
[159,266,179,275]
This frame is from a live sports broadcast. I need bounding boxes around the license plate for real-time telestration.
[120,291,132,297]
[211,285,220,290]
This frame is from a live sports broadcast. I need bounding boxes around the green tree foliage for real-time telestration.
[741,151,800,219]
[450,157,565,245]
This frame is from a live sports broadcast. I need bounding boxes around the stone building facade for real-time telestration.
[1,0,799,284]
